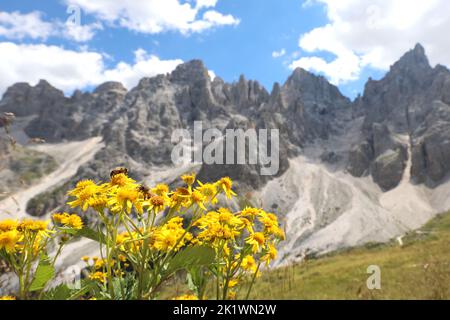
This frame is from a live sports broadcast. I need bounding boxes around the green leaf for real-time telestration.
[29,255,55,292]
[64,226,106,243]
[67,281,96,300]
[42,284,71,300]
[166,246,215,275]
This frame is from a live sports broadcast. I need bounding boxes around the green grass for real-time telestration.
[250,211,450,299]
[0,146,58,200]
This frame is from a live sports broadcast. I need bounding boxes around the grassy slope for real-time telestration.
[0,146,58,200]
[251,211,450,300]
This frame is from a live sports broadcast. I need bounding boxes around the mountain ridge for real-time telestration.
[2,43,450,263]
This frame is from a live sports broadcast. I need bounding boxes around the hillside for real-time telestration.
[251,210,450,299]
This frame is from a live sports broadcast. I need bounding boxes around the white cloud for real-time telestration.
[195,0,219,9]
[0,11,53,40]
[62,21,103,42]
[64,0,239,34]
[103,49,183,88]
[0,42,184,96]
[290,0,450,84]
[0,10,101,42]
[272,48,286,58]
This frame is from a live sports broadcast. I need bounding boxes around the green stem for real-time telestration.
[245,262,261,300]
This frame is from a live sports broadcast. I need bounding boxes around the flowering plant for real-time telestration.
[0,169,284,300]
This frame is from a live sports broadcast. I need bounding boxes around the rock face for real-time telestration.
[348,44,450,189]
[371,147,407,191]
[347,142,373,177]
[0,80,65,117]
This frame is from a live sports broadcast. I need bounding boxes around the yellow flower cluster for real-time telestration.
[191,206,284,299]
[0,168,284,300]
[66,170,238,219]
[52,212,84,230]
[0,219,50,254]
[0,216,81,299]
[152,217,192,252]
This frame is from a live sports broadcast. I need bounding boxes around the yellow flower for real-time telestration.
[181,173,196,186]
[246,232,265,253]
[194,209,243,244]
[239,217,254,233]
[166,217,183,229]
[152,229,178,251]
[108,186,143,214]
[53,213,83,230]
[152,218,191,252]
[191,190,207,210]
[81,256,90,263]
[89,271,107,283]
[228,279,239,288]
[87,195,108,211]
[241,255,257,272]
[148,195,168,214]
[152,184,169,196]
[218,208,244,229]
[172,294,198,300]
[110,173,135,187]
[261,243,277,265]
[67,181,101,211]
[18,219,50,237]
[0,230,20,253]
[216,177,237,199]
[196,182,218,204]
[241,207,260,219]
[67,215,83,229]
[227,291,237,300]
[0,296,16,300]
[74,179,96,189]
[0,219,18,232]
[170,187,192,209]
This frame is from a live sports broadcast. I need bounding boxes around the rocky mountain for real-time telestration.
[349,44,450,190]
[1,44,450,264]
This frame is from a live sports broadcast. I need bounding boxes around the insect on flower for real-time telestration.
[110,167,128,178]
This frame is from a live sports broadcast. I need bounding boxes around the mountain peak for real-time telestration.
[170,59,209,84]
[391,43,430,72]
[284,67,328,88]
[94,81,127,95]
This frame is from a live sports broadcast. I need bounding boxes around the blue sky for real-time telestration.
[1,1,449,99]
